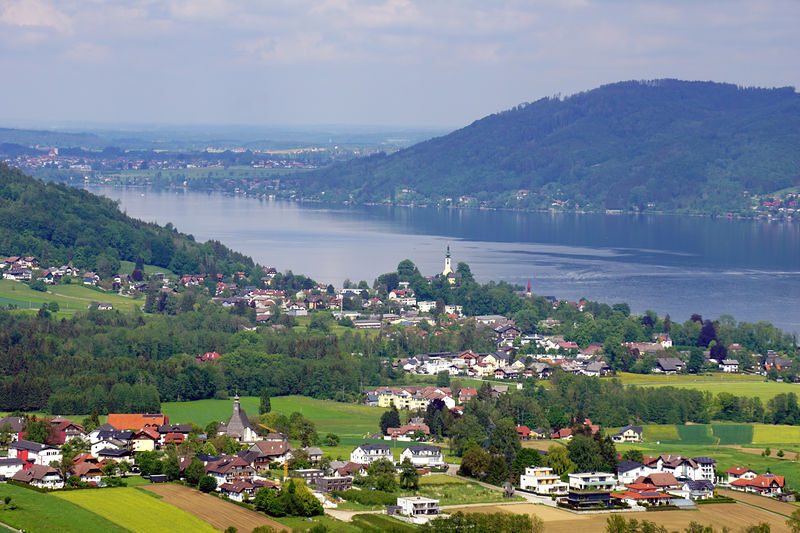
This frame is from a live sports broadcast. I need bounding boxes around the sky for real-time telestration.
[0,0,798,130]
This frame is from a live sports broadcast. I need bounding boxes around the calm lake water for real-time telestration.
[91,187,800,334]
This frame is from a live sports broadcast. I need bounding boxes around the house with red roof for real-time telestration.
[516,425,531,440]
[197,351,222,362]
[730,473,785,497]
[726,466,757,484]
[107,413,168,431]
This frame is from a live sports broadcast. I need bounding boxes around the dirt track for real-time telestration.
[141,484,289,532]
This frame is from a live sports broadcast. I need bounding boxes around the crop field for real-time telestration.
[752,424,800,444]
[55,487,216,533]
[641,424,680,442]
[449,502,788,533]
[141,483,288,532]
[162,394,386,436]
[711,423,754,445]
[614,372,764,385]
[675,424,714,444]
[0,279,140,314]
[0,483,128,533]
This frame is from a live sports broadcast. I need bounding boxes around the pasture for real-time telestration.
[614,372,764,385]
[55,487,217,533]
[0,483,127,533]
[162,394,386,436]
[634,379,800,403]
[0,279,140,314]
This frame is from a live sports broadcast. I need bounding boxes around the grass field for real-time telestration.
[141,483,288,532]
[613,372,765,385]
[0,484,129,533]
[675,424,714,444]
[119,260,176,278]
[162,394,387,436]
[55,487,217,533]
[635,380,800,403]
[753,424,800,444]
[711,423,754,445]
[0,279,140,314]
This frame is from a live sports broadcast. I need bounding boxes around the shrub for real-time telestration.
[198,475,217,493]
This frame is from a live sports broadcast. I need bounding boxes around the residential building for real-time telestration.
[397,496,440,520]
[568,472,617,491]
[350,444,393,465]
[0,457,25,478]
[520,466,568,495]
[107,413,168,431]
[399,445,445,468]
[612,425,643,443]
[719,359,740,373]
[726,466,757,484]
[8,440,61,466]
[730,473,785,497]
[317,476,353,493]
[11,464,63,489]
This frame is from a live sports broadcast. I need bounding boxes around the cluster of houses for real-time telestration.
[364,385,512,415]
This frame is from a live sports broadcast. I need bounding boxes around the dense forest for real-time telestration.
[297,80,800,214]
[0,163,258,278]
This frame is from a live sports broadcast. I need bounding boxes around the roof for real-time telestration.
[0,416,25,433]
[616,460,644,474]
[107,413,168,431]
[657,358,683,371]
[11,464,61,483]
[403,445,442,455]
[10,440,55,452]
[726,466,755,475]
[616,425,643,435]
[251,439,290,457]
[356,443,391,452]
[684,480,714,491]
[636,473,679,487]
[225,396,255,439]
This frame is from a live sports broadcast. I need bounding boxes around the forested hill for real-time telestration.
[0,163,257,277]
[298,80,800,213]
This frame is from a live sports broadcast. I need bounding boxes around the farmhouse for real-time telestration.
[730,473,785,497]
[726,466,757,484]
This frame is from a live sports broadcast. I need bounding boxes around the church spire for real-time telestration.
[442,245,453,276]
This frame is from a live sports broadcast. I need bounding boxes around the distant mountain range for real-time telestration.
[296,80,800,214]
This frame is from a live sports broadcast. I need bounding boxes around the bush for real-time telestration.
[198,475,217,493]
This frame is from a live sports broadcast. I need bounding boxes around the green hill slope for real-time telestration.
[299,79,800,213]
[0,163,257,277]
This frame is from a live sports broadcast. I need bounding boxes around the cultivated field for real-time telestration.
[718,488,798,517]
[614,372,765,385]
[635,379,800,403]
[141,483,289,532]
[55,487,216,533]
[0,483,127,533]
[450,502,790,533]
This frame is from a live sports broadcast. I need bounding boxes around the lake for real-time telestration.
[92,187,800,334]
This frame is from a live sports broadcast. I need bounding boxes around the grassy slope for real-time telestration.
[55,487,216,533]
[0,279,140,313]
[162,395,387,436]
[0,484,130,533]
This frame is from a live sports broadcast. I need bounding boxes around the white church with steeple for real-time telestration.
[442,245,453,276]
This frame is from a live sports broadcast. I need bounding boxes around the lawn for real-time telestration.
[0,279,140,314]
[414,474,515,505]
[55,487,217,533]
[0,483,129,533]
[162,394,387,436]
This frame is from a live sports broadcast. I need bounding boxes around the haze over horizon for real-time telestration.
[1,0,798,130]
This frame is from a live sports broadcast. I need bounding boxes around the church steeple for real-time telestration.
[442,245,453,276]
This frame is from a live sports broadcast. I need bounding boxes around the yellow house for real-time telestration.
[131,428,159,452]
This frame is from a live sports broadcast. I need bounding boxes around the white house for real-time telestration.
[0,457,26,478]
[719,359,740,373]
[616,460,650,485]
[8,440,61,466]
[520,466,568,495]
[350,444,393,465]
[11,464,63,489]
[396,496,440,523]
[400,445,445,468]
[568,472,617,491]
[612,425,643,443]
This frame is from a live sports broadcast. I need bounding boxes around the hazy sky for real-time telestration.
[1,0,798,129]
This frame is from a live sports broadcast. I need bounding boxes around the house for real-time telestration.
[216,395,258,443]
[351,444,393,465]
[731,473,785,497]
[719,359,740,373]
[317,475,353,493]
[132,428,160,452]
[616,460,649,485]
[385,423,430,441]
[726,466,757,484]
[612,425,643,443]
[219,480,264,502]
[96,447,130,462]
[197,351,222,362]
[302,446,323,463]
[157,424,192,446]
[634,473,681,490]
[520,466,568,495]
[399,445,445,468]
[516,426,531,440]
[11,464,63,489]
[335,462,368,478]
[569,472,617,491]
[671,479,715,500]
[8,440,62,466]
[654,358,685,374]
[459,388,477,403]
[70,462,104,484]
[550,428,572,440]
[396,496,440,522]
[107,413,169,431]
[242,434,292,467]
[205,456,256,486]
[0,457,26,479]
[613,484,673,506]
[583,361,611,377]
[291,468,324,486]
[0,416,25,442]
[91,437,128,456]
[49,417,86,445]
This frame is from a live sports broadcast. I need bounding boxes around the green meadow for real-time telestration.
[0,278,141,314]
[0,483,129,533]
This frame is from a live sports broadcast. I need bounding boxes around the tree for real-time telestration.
[324,433,340,447]
[25,418,49,444]
[489,418,521,465]
[459,445,490,479]
[787,508,800,533]
[0,423,14,450]
[567,434,603,473]
[185,458,206,485]
[399,458,419,489]
[436,371,450,388]
[545,445,575,476]
[420,511,543,533]
[511,448,541,484]
[198,475,217,492]
[379,405,401,435]
[687,348,705,373]
[163,455,180,481]
[622,449,644,463]
[260,388,271,415]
